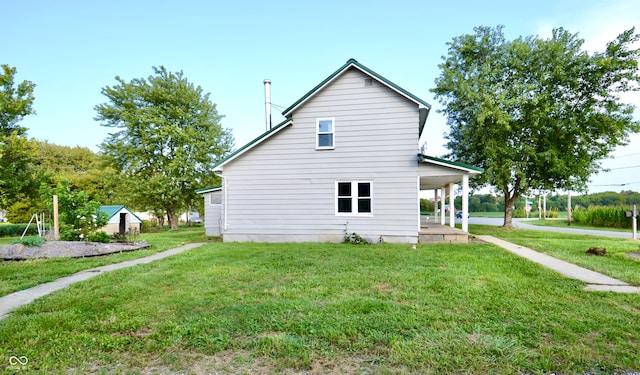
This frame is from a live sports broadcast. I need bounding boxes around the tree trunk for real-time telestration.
[166,208,179,230]
[502,191,519,228]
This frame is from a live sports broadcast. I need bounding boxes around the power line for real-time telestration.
[613,152,640,158]
[590,181,640,187]
[609,165,640,170]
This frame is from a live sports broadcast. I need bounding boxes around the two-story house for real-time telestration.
[197,59,481,243]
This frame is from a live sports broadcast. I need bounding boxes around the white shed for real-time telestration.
[99,205,142,235]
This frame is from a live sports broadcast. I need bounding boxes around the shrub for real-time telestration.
[141,220,159,233]
[12,236,45,247]
[87,231,112,243]
[512,207,527,218]
[0,223,39,237]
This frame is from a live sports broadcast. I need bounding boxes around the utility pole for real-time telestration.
[567,190,572,226]
[633,204,637,240]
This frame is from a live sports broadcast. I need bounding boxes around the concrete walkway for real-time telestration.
[0,242,205,320]
[477,235,640,293]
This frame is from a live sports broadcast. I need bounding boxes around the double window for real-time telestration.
[316,118,334,149]
[336,181,372,215]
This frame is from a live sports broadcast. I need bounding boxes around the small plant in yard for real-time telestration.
[11,236,45,247]
[343,222,369,245]
[113,228,140,244]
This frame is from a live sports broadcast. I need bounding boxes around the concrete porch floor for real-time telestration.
[419,224,469,244]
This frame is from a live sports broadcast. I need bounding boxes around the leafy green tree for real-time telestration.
[432,26,640,227]
[1,65,35,137]
[0,65,37,212]
[0,133,39,209]
[44,180,108,241]
[32,141,122,203]
[95,66,234,229]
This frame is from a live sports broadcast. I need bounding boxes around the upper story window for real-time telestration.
[316,118,334,149]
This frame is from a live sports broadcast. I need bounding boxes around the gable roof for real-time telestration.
[282,58,432,136]
[99,205,143,222]
[212,59,432,172]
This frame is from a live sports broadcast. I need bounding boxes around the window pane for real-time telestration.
[338,182,351,197]
[338,198,352,213]
[318,133,333,147]
[318,120,333,133]
[358,198,371,213]
[358,183,370,197]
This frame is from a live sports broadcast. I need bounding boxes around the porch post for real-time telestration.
[440,187,446,225]
[462,174,469,232]
[448,183,455,228]
[433,189,438,224]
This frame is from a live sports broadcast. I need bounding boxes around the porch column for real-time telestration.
[462,174,469,232]
[433,189,438,223]
[440,187,446,225]
[448,183,455,228]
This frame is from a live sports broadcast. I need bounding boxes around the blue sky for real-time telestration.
[4,0,639,194]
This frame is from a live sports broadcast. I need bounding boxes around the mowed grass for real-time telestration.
[470,225,640,285]
[1,241,639,374]
[0,226,209,297]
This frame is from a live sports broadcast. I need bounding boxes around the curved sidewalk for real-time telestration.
[0,242,205,320]
[478,235,640,293]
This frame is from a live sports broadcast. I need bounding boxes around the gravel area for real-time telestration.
[0,240,151,260]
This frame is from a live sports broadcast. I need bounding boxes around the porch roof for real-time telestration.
[418,154,483,190]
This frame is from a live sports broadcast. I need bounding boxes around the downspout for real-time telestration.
[214,171,228,231]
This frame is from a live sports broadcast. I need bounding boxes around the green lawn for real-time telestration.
[1,240,639,374]
[0,227,210,297]
[470,225,640,285]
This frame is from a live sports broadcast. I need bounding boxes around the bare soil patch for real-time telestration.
[0,240,150,260]
[627,252,640,260]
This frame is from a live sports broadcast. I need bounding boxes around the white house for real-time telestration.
[197,59,482,243]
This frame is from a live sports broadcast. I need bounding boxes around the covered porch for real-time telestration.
[417,155,483,243]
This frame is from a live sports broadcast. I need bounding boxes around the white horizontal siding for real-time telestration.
[221,68,421,243]
[202,191,223,236]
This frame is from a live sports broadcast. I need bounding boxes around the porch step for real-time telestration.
[419,233,469,244]
[419,225,469,244]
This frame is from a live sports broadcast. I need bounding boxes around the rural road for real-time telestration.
[465,217,637,239]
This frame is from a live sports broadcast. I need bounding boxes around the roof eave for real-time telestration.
[418,154,484,174]
[195,185,222,194]
[211,119,293,170]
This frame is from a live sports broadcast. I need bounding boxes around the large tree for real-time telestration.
[95,66,234,229]
[432,26,640,227]
[0,65,37,210]
[1,64,35,137]
[0,133,38,209]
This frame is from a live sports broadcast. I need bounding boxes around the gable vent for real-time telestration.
[364,78,373,87]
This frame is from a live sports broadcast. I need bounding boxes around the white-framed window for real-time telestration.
[316,118,335,149]
[209,191,222,205]
[336,181,373,216]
